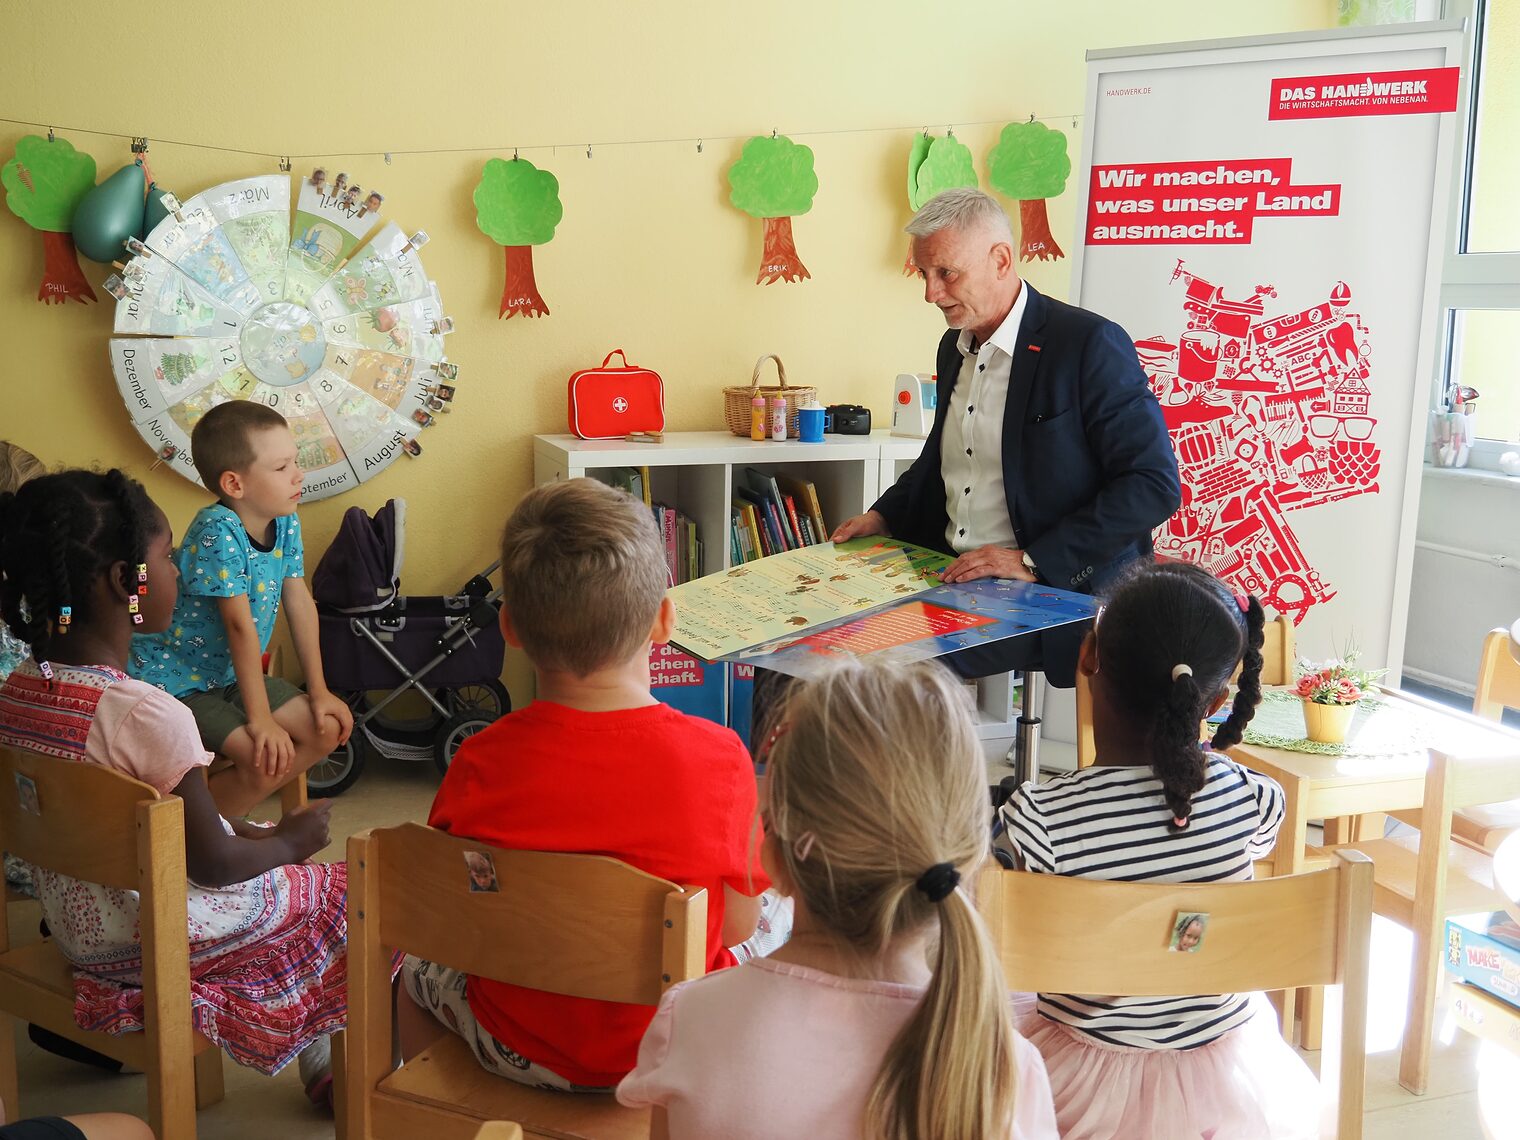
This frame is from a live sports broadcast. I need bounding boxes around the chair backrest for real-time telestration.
[0,745,195,1137]
[0,746,167,891]
[1474,627,1520,722]
[1074,612,1295,769]
[1253,614,1296,687]
[350,822,707,1004]
[978,852,1373,1138]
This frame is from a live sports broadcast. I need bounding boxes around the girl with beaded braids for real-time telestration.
[998,561,1318,1140]
[618,657,1058,1140]
[0,470,360,1105]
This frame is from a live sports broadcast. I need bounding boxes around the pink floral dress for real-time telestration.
[0,660,349,1075]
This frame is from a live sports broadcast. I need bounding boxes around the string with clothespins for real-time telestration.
[0,112,1085,169]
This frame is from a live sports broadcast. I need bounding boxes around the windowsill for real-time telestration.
[1421,463,1520,488]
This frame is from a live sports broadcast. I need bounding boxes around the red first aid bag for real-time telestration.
[567,349,666,440]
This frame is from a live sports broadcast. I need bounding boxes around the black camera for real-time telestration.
[825,404,872,435]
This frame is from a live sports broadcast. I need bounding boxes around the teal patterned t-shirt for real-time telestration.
[130,503,304,697]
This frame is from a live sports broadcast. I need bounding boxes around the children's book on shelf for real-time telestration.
[670,536,1099,672]
[1445,912,1520,1012]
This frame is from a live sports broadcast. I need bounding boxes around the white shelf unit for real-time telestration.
[533,430,1019,750]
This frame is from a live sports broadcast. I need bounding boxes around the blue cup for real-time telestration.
[798,405,825,442]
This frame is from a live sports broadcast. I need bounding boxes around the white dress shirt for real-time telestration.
[941,283,1029,554]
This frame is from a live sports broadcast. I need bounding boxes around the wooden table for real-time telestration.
[1229,687,1520,1046]
[1230,687,1520,880]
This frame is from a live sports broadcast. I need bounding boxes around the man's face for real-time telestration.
[234,425,304,517]
[911,224,1018,343]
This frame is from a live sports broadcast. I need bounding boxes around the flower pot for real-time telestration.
[1302,699,1356,744]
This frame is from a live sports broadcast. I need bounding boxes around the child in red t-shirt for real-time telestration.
[398,478,769,1091]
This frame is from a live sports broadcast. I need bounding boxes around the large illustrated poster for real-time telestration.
[670,538,952,660]
[1071,25,1463,673]
[108,174,457,500]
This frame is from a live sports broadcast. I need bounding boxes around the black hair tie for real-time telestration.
[915,862,960,903]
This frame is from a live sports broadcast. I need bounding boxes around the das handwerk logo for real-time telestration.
[1268,67,1458,119]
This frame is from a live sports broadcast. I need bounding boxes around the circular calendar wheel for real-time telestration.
[107,173,454,501]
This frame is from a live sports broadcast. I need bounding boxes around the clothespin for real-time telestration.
[400,230,430,255]
[103,274,129,301]
[124,236,152,258]
[149,444,178,472]
[47,127,55,142]
[279,156,292,172]
[159,191,185,222]
[130,137,149,154]
[696,139,703,154]
[586,143,593,159]
[384,152,392,165]
[430,316,454,336]
[433,360,458,380]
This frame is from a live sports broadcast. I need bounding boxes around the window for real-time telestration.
[1439,0,1520,465]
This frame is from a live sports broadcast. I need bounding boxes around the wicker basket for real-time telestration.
[723,354,818,439]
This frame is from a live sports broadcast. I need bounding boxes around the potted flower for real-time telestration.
[1293,651,1385,743]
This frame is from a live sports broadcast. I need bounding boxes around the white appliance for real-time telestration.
[890,373,936,438]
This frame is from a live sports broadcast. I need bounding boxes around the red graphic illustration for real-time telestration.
[1269,67,1460,120]
[1141,262,1381,625]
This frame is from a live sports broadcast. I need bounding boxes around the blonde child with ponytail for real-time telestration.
[617,658,1057,1140]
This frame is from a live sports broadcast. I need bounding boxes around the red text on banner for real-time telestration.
[1268,67,1459,119]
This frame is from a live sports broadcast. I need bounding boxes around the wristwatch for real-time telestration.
[1021,551,1038,576]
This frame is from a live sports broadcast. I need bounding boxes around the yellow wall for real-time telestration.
[1,0,1332,697]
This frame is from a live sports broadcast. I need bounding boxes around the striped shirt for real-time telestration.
[998,753,1285,1049]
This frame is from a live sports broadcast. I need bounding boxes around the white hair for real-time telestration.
[904,188,1013,243]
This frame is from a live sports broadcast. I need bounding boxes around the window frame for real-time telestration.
[1437,0,1520,465]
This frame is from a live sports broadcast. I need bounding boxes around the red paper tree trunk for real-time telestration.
[38,231,97,305]
[1018,199,1064,263]
[499,244,549,318]
[756,216,811,285]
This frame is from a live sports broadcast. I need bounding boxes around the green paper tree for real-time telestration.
[473,157,563,319]
[903,133,977,275]
[728,135,818,285]
[2,134,99,304]
[986,122,1072,263]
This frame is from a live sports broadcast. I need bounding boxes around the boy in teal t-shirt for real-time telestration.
[132,402,352,816]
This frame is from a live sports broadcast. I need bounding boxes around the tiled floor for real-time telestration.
[8,748,1518,1138]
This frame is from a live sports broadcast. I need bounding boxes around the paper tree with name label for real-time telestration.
[986,122,1071,263]
[474,158,562,319]
[1,134,98,304]
[728,135,818,285]
[904,132,978,276]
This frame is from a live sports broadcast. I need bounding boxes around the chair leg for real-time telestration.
[194,1045,225,1109]
[332,1031,348,1140]
[0,1012,20,1124]
[1399,926,1443,1095]
[280,773,309,815]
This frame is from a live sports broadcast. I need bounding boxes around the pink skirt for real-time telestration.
[1019,995,1321,1140]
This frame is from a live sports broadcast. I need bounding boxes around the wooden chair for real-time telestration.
[0,746,226,1138]
[1319,746,1520,1095]
[1076,613,1295,769]
[978,851,1372,1138]
[1389,628,1520,852]
[346,822,705,1140]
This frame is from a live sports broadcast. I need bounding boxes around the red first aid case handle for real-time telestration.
[602,348,630,368]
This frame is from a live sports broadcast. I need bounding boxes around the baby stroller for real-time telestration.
[309,498,510,796]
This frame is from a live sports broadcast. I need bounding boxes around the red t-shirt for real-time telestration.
[427,699,765,1088]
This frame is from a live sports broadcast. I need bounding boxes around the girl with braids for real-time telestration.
[618,658,1057,1140]
[998,560,1318,1140]
[0,470,354,1105]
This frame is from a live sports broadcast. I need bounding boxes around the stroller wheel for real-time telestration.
[433,709,495,777]
[442,680,512,719]
[308,727,368,798]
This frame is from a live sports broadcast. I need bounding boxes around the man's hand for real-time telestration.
[246,716,296,779]
[941,545,1037,584]
[310,689,354,746]
[274,801,333,863]
[830,510,888,543]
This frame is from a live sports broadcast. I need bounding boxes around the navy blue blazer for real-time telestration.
[873,284,1181,597]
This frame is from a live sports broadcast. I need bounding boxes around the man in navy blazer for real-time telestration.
[832,189,1180,686]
